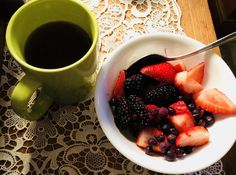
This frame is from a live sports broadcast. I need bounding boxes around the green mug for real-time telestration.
[6,0,99,120]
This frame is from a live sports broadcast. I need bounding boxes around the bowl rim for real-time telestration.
[95,32,236,174]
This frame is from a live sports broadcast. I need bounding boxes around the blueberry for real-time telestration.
[148,137,157,146]
[162,123,171,135]
[167,134,176,144]
[192,113,201,122]
[183,146,193,154]
[175,147,185,158]
[168,107,176,115]
[158,107,168,117]
[198,119,206,127]
[155,135,165,142]
[170,127,179,136]
[159,142,171,153]
[145,146,154,155]
[205,115,215,127]
[188,103,196,111]
[165,149,176,161]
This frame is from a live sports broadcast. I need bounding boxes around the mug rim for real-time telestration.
[6,0,99,73]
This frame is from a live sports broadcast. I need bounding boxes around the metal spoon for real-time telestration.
[156,31,236,61]
[127,32,236,76]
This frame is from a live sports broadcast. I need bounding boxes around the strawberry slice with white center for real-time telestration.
[188,62,205,84]
[169,101,194,132]
[194,88,236,114]
[140,62,176,84]
[136,128,166,152]
[174,71,203,94]
[169,113,195,132]
[113,70,125,97]
[176,126,209,147]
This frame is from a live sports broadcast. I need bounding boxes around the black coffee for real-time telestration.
[24,21,92,69]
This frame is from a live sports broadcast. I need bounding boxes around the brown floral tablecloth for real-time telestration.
[0,0,226,174]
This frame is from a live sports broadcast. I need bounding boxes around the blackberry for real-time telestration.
[124,74,144,96]
[127,95,150,135]
[112,97,130,129]
[145,85,178,106]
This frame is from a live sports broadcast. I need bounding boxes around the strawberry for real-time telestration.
[140,62,176,84]
[136,128,165,152]
[188,62,205,83]
[176,126,209,147]
[113,70,125,97]
[169,113,195,132]
[172,62,186,73]
[194,88,236,114]
[174,71,202,94]
[169,101,191,114]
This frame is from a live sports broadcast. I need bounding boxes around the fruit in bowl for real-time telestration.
[109,58,236,162]
[95,33,236,174]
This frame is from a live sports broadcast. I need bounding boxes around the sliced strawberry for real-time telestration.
[169,100,190,114]
[136,128,163,152]
[140,62,176,84]
[174,71,203,94]
[188,62,205,83]
[194,88,236,114]
[113,70,125,97]
[169,113,195,132]
[176,126,209,147]
[172,62,186,73]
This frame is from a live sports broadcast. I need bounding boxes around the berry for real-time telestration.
[145,146,154,155]
[175,147,185,158]
[169,113,195,132]
[176,126,209,147]
[205,115,215,127]
[145,104,159,117]
[169,101,191,115]
[174,71,203,94]
[183,146,193,154]
[136,128,163,153]
[167,134,176,144]
[188,103,196,111]
[148,137,157,146]
[113,70,126,97]
[158,107,169,117]
[188,62,205,84]
[140,62,176,84]
[168,107,176,115]
[169,127,179,136]
[124,74,144,96]
[198,119,206,127]
[112,97,130,129]
[128,95,150,132]
[194,88,236,114]
[165,149,176,161]
[145,85,178,106]
[155,135,165,142]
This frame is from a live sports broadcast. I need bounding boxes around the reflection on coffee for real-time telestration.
[24,21,92,69]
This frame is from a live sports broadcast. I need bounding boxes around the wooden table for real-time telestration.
[179,1,236,174]
[178,0,221,55]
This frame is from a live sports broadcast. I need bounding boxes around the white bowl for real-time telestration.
[95,33,236,174]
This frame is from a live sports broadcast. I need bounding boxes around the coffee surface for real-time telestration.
[24,21,92,69]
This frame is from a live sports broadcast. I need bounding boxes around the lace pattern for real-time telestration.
[0,0,225,174]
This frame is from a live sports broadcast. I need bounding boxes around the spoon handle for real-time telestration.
[170,31,236,60]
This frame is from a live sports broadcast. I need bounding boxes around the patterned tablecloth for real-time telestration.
[0,0,225,174]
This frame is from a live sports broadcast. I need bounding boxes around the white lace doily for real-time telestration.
[0,0,225,175]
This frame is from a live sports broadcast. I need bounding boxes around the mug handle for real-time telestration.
[11,75,53,121]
